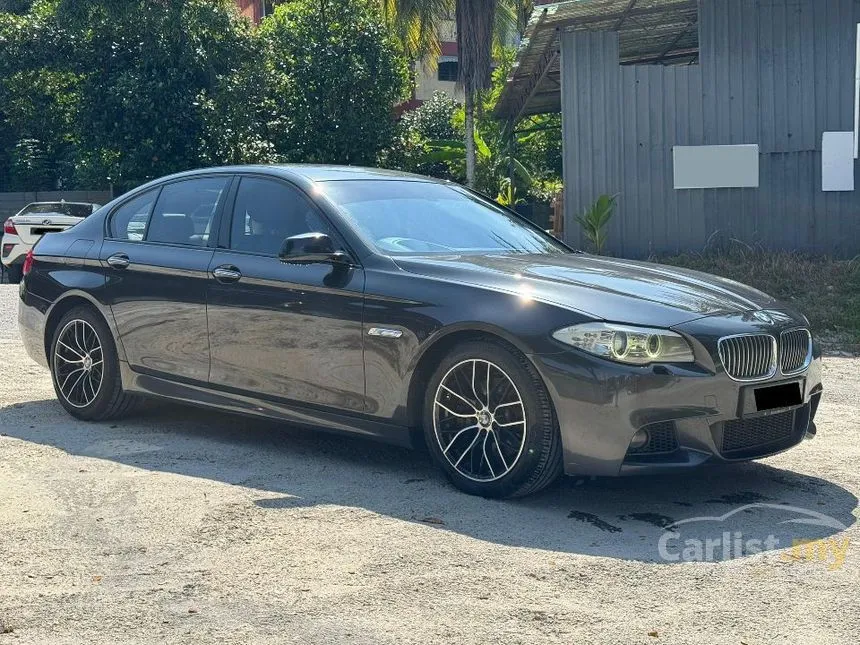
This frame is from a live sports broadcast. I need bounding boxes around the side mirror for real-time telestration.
[278,232,348,265]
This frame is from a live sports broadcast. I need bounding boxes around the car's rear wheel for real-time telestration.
[50,306,137,421]
[423,340,563,498]
[5,264,22,284]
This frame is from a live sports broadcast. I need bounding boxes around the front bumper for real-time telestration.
[531,319,823,477]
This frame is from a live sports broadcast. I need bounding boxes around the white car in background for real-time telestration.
[2,201,100,283]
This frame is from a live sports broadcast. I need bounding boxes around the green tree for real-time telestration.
[1,0,271,190]
[401,89,459,141]
[0,8,79,190]
[261,0,409,165]
[0,0,33,14]
[382,0,530,188]
[53,0,270,187]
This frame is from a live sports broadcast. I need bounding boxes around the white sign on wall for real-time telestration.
[822,132,855,192]
[673,145,760,190]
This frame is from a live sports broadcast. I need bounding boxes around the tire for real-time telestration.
[5,264,22,284]
[49,306,138,421]
[423,340,563,498]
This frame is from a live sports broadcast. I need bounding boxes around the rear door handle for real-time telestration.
[106,253,130,269]
[212,265,242,284]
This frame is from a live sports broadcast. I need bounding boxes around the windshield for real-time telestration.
[322,180,569,256]
[19,203,95,218]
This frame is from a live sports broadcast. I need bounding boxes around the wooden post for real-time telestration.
[551,190,564,238]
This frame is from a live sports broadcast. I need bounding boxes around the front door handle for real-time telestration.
[212,265,242,284]
[106,253,130,269]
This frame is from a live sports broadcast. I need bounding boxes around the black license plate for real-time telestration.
[32,227,64,235]
[754,382,802,412]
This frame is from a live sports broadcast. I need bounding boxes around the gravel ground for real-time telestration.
[0,284,858,644]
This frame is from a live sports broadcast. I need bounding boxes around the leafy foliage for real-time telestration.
[381,0,531,68]
[0,0,32,14]
[400,90,459,141]
[261,0,409,165]
[425,126,532,196]
[380,0,454,61]
[0,8,79,189]
[56,0,271,186]
[495,177,523,207]
[0,0,560,197]
[576,194,617,255]
[380,90,460,178]
[386,48,561,205]
[0,0,409,190]
[382,0,530,187]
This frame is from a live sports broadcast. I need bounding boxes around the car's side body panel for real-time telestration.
[207,250,367,412]
[99,239,214,383]
[117,362,415,447]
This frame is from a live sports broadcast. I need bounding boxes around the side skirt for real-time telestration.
[119,362,417,449]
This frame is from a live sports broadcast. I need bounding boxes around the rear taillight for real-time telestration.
[3,218,16,235]
[22,249,34,276]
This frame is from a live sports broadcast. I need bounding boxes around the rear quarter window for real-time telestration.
[108,190,159,240]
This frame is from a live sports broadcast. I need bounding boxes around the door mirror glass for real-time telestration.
[279,232,345,264]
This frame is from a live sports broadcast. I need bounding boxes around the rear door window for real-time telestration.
[147,177,231,246]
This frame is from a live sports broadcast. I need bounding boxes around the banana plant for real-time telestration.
[495,177,524,207]
[424,128,532,197]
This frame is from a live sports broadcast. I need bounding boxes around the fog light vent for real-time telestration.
[630,429,649,450]
[627,421,679,455]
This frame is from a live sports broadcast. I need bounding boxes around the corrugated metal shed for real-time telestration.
[556,0,860,257]
[560,30,707,255]
[495,0,699,121]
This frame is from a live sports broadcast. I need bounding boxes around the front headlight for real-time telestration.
[552,323,695,365]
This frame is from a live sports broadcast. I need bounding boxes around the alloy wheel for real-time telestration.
[54,319,105,409]
[432,359,527,482]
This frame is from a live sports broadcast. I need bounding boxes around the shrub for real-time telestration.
[380,91,461,179]
[261,0,409,165]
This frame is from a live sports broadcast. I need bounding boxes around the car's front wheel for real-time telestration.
[50,306,138,421]
[423,340,563,498]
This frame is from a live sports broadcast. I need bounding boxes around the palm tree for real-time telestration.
[383,0,530,188]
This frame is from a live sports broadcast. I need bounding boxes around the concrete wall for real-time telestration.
[561,0,860,257]
[0,191,112,220]
[414,63,464,102]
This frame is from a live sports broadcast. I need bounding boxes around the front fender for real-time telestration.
[361,268,593,424]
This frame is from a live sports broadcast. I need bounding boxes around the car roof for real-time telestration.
[277,165,441,182]
[149,164,445,185]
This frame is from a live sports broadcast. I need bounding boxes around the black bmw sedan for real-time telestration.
[18,165,823,498]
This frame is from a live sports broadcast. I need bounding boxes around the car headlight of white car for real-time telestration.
[552,322,695,365]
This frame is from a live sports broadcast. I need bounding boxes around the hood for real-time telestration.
[392,253,786,327]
